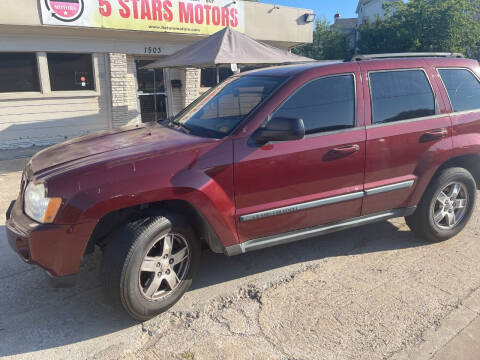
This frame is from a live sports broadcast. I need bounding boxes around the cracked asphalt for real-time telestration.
[1,156,480,360]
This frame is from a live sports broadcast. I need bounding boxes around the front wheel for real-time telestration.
[101,214,200,321]
[406,167,477,242]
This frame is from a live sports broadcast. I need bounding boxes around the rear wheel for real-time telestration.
[406,167,476,242]
[101,214,200,321]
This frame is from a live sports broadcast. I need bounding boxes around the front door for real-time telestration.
[135,60,168,122]
[234,67,366,242]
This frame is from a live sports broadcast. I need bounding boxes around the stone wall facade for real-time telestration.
[165,68,201,118]
[165,68,185,117]
[109,53,141,128]
[184,68,201,108]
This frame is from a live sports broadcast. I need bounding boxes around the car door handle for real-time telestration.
[325,144,360,160]
[421,128,448,142]
[331,144,360,154]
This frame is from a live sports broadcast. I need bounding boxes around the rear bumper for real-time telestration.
[5,199,95,280]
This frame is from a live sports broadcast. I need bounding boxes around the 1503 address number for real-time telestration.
[145,47,162,54]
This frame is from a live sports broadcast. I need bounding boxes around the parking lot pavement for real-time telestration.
[1,156,480,360]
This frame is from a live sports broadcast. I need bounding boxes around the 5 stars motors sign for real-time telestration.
[39,0,245,35]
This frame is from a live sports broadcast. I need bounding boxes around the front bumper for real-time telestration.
[5,199,95,284]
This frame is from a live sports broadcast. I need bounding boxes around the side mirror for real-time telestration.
[252,117,305,144]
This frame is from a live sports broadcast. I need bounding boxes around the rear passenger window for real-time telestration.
[274,74,355,135]
[370,70,436,124]
[438,69,480,112]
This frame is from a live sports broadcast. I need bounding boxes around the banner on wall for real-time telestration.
[40,0,245,35]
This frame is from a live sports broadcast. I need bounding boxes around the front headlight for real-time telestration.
[24,182,62,223]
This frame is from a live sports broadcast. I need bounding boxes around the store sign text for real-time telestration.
[40,0,245,35]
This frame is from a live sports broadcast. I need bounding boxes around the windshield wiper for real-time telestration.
[170,121,192,134]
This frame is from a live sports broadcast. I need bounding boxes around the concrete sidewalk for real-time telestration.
[394,289,480,360]
[434,316,480,360]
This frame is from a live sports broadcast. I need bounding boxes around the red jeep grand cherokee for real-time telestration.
[6,53,480,320]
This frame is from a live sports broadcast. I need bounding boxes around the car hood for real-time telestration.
[29,123,206,175]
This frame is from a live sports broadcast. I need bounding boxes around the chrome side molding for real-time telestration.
[239,191,364,222]
[225,207,416,256]
[239,180,415,223]
[364,180,415,196]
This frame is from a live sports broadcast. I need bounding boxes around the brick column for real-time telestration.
[108,53,140,128]
[165,68,184,116]
[183,68,200,108]
[166,68,201,117]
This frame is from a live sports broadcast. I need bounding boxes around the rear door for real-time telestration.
[360,60,453,215]
[233,65,367,242]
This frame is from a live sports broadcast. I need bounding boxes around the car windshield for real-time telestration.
[169,75,286,138]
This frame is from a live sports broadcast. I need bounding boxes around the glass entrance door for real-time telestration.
[135,60,168,122]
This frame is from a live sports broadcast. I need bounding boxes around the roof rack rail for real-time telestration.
[346,52,465,62]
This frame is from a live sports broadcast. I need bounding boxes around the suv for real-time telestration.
[6,53,480,320]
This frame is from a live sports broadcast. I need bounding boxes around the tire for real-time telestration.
[406,167,477,242]
[101,214,200,321]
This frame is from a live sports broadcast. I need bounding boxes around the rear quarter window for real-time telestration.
[438,69,480,112]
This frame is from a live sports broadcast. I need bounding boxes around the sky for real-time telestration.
[265,0,359,22]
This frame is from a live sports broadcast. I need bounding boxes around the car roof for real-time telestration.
[244,57,478,78]
[244,61,343,77]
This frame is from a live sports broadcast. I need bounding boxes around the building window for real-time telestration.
[47,53,95,91]
[0,53,40,93]
[201,68,233,87]
[369,70,436,124]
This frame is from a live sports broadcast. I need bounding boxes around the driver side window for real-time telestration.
[273,74,356,135]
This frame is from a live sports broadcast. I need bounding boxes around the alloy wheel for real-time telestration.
[431,182,468,230]
[138,232,190,300]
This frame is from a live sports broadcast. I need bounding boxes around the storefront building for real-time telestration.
[0,0,313,149]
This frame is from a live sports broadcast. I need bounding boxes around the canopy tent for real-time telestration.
[144,27,313,82]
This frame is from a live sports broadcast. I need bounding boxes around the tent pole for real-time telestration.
[216,65,220,85]
[153,69,157,122]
